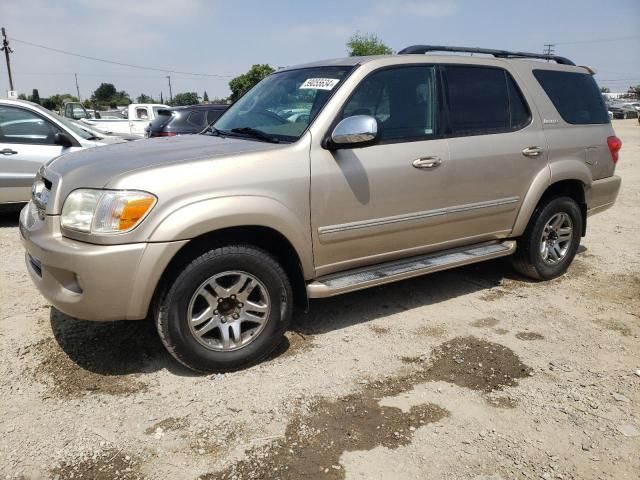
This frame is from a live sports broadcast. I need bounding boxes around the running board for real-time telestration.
[307,240,516,298]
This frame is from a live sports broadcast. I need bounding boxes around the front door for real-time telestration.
[0,105,66,203]
[310,65,453,275]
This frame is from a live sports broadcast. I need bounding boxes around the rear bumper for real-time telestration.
[19,203,186,321]
[586,175,621,217]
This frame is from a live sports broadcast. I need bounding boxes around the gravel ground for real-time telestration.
[1,120,638,480]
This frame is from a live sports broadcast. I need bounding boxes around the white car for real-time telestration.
[63,102,169,136]
[0,99,126,205]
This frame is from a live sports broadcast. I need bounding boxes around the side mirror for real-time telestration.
[54,132,74,148]
[326,115,379,150]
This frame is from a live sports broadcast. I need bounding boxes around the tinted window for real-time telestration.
[342,66,438,141]
[444,66,530,135]
[207,109,225,125]
[187,110,205,128]
[0,106,60,145]
[533,70,609,124]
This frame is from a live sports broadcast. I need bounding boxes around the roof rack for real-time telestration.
[397,45,575,66]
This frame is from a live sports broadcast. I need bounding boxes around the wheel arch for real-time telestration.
[151,225,310,320]
[512,163,590,237]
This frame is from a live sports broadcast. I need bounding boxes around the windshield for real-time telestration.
[214,66,353,142]
[49,110,97,140]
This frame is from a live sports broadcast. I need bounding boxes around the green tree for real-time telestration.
[41,93,79,111]
[136,93,156,103]
[92,83,117,102]
[29,89,41,104]
[172,92,200,106]
[346,32,392,56]
[600,86,610,94]
[17,93,27,100]
[202,91,209,103]
[228,64,274,102]
[628,85,640,98]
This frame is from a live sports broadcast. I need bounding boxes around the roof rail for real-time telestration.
[397,45,575,66]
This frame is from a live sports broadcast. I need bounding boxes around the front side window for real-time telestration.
[0,106,60,145]
[214,66,353,142]
[444,66,531,136]
[533,69,609,125]
[342,66,439,141]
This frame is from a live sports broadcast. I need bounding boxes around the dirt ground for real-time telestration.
[1,120,638,480]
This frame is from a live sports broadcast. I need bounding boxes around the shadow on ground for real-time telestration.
[47,247,598,379]
[49,257,526,377]
[0,205,22,227]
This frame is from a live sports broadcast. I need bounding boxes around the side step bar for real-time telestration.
[306,240,516,298]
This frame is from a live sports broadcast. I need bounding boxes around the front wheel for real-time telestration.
[156,245,293,373]
[511,196,583,280]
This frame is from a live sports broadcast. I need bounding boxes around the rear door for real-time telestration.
[0,105,65,203]
[442,65,547,241]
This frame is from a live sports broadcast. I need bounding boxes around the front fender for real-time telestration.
[148,195,314,277]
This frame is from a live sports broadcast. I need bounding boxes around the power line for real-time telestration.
[554,35,640,45]
[9,37,233,78]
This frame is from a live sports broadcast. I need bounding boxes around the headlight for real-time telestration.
[61,189,156,234]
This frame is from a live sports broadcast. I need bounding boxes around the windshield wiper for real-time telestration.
[230,127,280,144]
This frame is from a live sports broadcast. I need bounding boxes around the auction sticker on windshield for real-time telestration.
[300,78,340,90]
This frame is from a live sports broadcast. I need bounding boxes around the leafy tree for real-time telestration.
[172,92,200,106]
[627,85,640,98]
[160,92,164,104]
[600,86,610,94]
[203,91,209,102]
[136,93,156,103]
[228,64,274,102]
[29,89,41,104]
[41,93,79,111]
[17,93,27,100]
[347,32,393,56]
[92,83,117,102]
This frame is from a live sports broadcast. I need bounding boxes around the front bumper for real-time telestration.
[19,203,186,321]
[586,175,621,217]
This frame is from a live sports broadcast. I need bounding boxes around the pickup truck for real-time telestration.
[62,102,169,137]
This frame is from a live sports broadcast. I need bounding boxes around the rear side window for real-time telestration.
[533,70,609,124]
[444,66,531,136]
[207,109,225,125]
[187,110,205,128]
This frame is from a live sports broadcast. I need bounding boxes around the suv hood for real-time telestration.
[46,134,282,184]
[43,135,284,214]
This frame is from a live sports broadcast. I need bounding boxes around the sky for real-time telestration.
[0,0,639,101]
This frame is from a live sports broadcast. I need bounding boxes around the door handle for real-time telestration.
[412,156,442,169]
[1,148,18,155]
[522,146,543,157]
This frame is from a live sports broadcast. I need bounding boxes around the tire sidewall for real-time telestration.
[527,197,582,280]
[161,248,291,372]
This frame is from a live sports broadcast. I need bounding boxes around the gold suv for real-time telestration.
[20,46,622,372]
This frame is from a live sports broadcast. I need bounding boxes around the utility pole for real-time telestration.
[74,73,81,101]
[1,27,14,91]
[166,75,173,104]
[543,43,555,61]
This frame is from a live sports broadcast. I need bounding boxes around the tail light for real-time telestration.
[607,136,622,163]
[151,131,177,137]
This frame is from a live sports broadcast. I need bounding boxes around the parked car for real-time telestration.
[146,104,229,138]
[20,46,621,373]
[62,102,169,136]
[0,99,127,204]
[608,103,638,119]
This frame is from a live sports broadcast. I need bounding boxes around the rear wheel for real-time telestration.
[156,245,293,373]
[511,196,582,280]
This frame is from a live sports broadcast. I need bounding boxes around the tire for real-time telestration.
[156,245,293,373]
[511,196,583,281]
